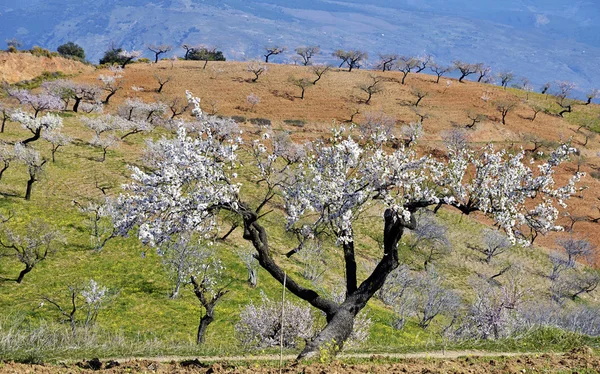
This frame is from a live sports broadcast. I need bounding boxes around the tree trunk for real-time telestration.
[25,177,35,200]
[103,90,117,105]
[197,311,214,344]
[297,306,356,359]
[22,128,42,145]
[72,97,82,113]
[16,265,32,283]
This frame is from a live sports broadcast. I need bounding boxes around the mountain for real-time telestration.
[1,0,599,95]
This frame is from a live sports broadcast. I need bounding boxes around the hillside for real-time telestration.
[1,0,599,95]
[0,52,93,84]
[0,59,599,363]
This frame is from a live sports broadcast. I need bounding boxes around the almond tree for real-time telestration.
[430,64,452,84]
[494,100,517,125]
[0,103,11,133]
[311,64,331,85]
[98,66,123,105]
[118,50,142,69]
[453,61,478,82]
[499,71,514,89]
[289,76,312,99]
[42,130,72,162]
[476,64,492,83]
[7,88,63,118]
[264,46,286,63]
[585,89,599,105]
[397,56,419,85]
[246,61,267,83]
[147,44,173,63]
[357,75,384,104]
[0,218,65,283]
[111,91,582,359]
[295,46,320,66]
[333,49,367,72]
[10,110,62,144]
[377,54,398,72]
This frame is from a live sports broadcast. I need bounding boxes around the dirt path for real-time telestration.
[4,348,598,373]
[105,350,539,364]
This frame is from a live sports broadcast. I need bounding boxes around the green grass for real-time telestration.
[0,106,599,364]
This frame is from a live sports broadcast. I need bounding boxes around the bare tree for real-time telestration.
[379,265,414,329]
[466,111,487,129]
[154,75,172,93]
[430,64,452,84]
[166,96,190,119]
[442,128,470,151]
[377,54,398,72]
[494,100,517,125]
[289,76,312,99]
[476,64,492,83]
[557,237,593,267]
[585,89,599,105]
[397,56,419,85]
[408,212,451,270]
[311,64,331,85]
[295,46,320,66]
[0,219,65,283]
[554,81,576,117]
[246,61,267,83]
[453,61,478,82]
[528,103,543,122]
[468,228,511,264]
[498,72,514,90]
[541,82,551,95]
[246,93,260,111]
[264,46,286,63]
[357,75,384,105]
[413,267,461,329]
[73,198,117,251]
[333,49,367,72]
[414,54,433,73]
[190,266,229,344]
[411,87,428,107]
[147,44,173,63]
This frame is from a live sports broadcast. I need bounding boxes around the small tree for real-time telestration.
[498,72,514,89]
[0,103,11,133]
[430,64,452,84]
[408,212,451,270]
[246,61,267,83]
[73,198,117,251]
[377,54,398,72]
[541,82,551,95]
[397,56,419,85]
[264,46,286,63]
[246,93,260,111]
[414,54,433,73]
[98,66,123,105]
[154,75,172,93]
[14,143,47,200]
[585,89,599,105]
[0,218,65,283]
[295,46,320,66]
[413,267,461,329]
[146,44,172,63]
[91,134,119,162]
[57,42,85,60]
[0,143,14,181]
[453,61,478,82]
[42,279,111,337]
[10,110,63,145]
[118,50,142,69]
[554,81,576,117]
[468,228,511,264]
[289,76,312,99]
[187,46,225,69]
[411,86,428,107]
[237,248,258,288]
[42,130,71,163]
[311,64,331,85]
[494,100,517,125]
[236,293,315,348]
[7,88,63,118]
[357,75,384,105]
[466,111,487,129]
[333,49,367,72]
[476,64,492,83]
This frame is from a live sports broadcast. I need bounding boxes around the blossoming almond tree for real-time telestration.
[113,92,583,360]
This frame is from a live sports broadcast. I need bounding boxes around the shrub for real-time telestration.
[235,293,315,348]
[188,48,226,62]
[284,119,306,128]
[57,42,85,60]
[230,116,246,123]
[7,46,17,53]
[137,58,151,64]
[29,46,52,58]
[249,118,271,127]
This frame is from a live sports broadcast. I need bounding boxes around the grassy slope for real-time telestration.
[0,60,599,362]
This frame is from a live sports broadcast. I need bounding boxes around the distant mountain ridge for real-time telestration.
[1,0,599,95]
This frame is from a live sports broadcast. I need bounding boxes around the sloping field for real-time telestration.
[0,52,94,84]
